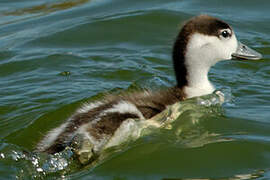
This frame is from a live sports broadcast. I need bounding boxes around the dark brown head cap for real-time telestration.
[182,15,232,37]
[173,15,232,88]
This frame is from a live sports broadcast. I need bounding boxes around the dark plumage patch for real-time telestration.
[173,15,231,88]
[45,142,67,154]
[188,15,231,37]
[90,112,139,138]
[124,87,186,119]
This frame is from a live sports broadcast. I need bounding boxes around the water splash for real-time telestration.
[0,142,75,179]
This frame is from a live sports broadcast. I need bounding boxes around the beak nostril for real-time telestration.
[243,45,247,50]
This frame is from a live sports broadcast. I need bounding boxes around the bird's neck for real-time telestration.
[183,63,215,98]
[172,32,216,99]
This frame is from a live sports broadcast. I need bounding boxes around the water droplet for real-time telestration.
[36,168,43,172]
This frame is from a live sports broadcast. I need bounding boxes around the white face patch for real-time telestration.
[186,32,238,66]
[183,32,238,98]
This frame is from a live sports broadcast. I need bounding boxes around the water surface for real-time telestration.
[0,0,270,179]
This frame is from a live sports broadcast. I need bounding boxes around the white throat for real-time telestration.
[183,33,219,98]
[184,60,215,98]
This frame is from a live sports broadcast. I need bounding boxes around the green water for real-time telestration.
[0,0,270,179]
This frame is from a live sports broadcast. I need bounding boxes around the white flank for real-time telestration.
[76,101,104,114]
[37,122,69,151]
[102,100,145,120]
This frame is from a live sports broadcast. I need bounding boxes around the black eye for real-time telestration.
[221,30,230,38]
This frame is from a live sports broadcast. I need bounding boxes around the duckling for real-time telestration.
[36,15,262,157]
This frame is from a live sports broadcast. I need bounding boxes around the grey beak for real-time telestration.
[232,41,262,60]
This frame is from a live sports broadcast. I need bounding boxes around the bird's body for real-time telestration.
[37,87,185,154]
[36,15,262,160]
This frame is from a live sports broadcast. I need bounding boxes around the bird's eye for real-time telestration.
[221,30,230,38]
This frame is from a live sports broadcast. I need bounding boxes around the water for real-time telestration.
[0,0,270,179]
